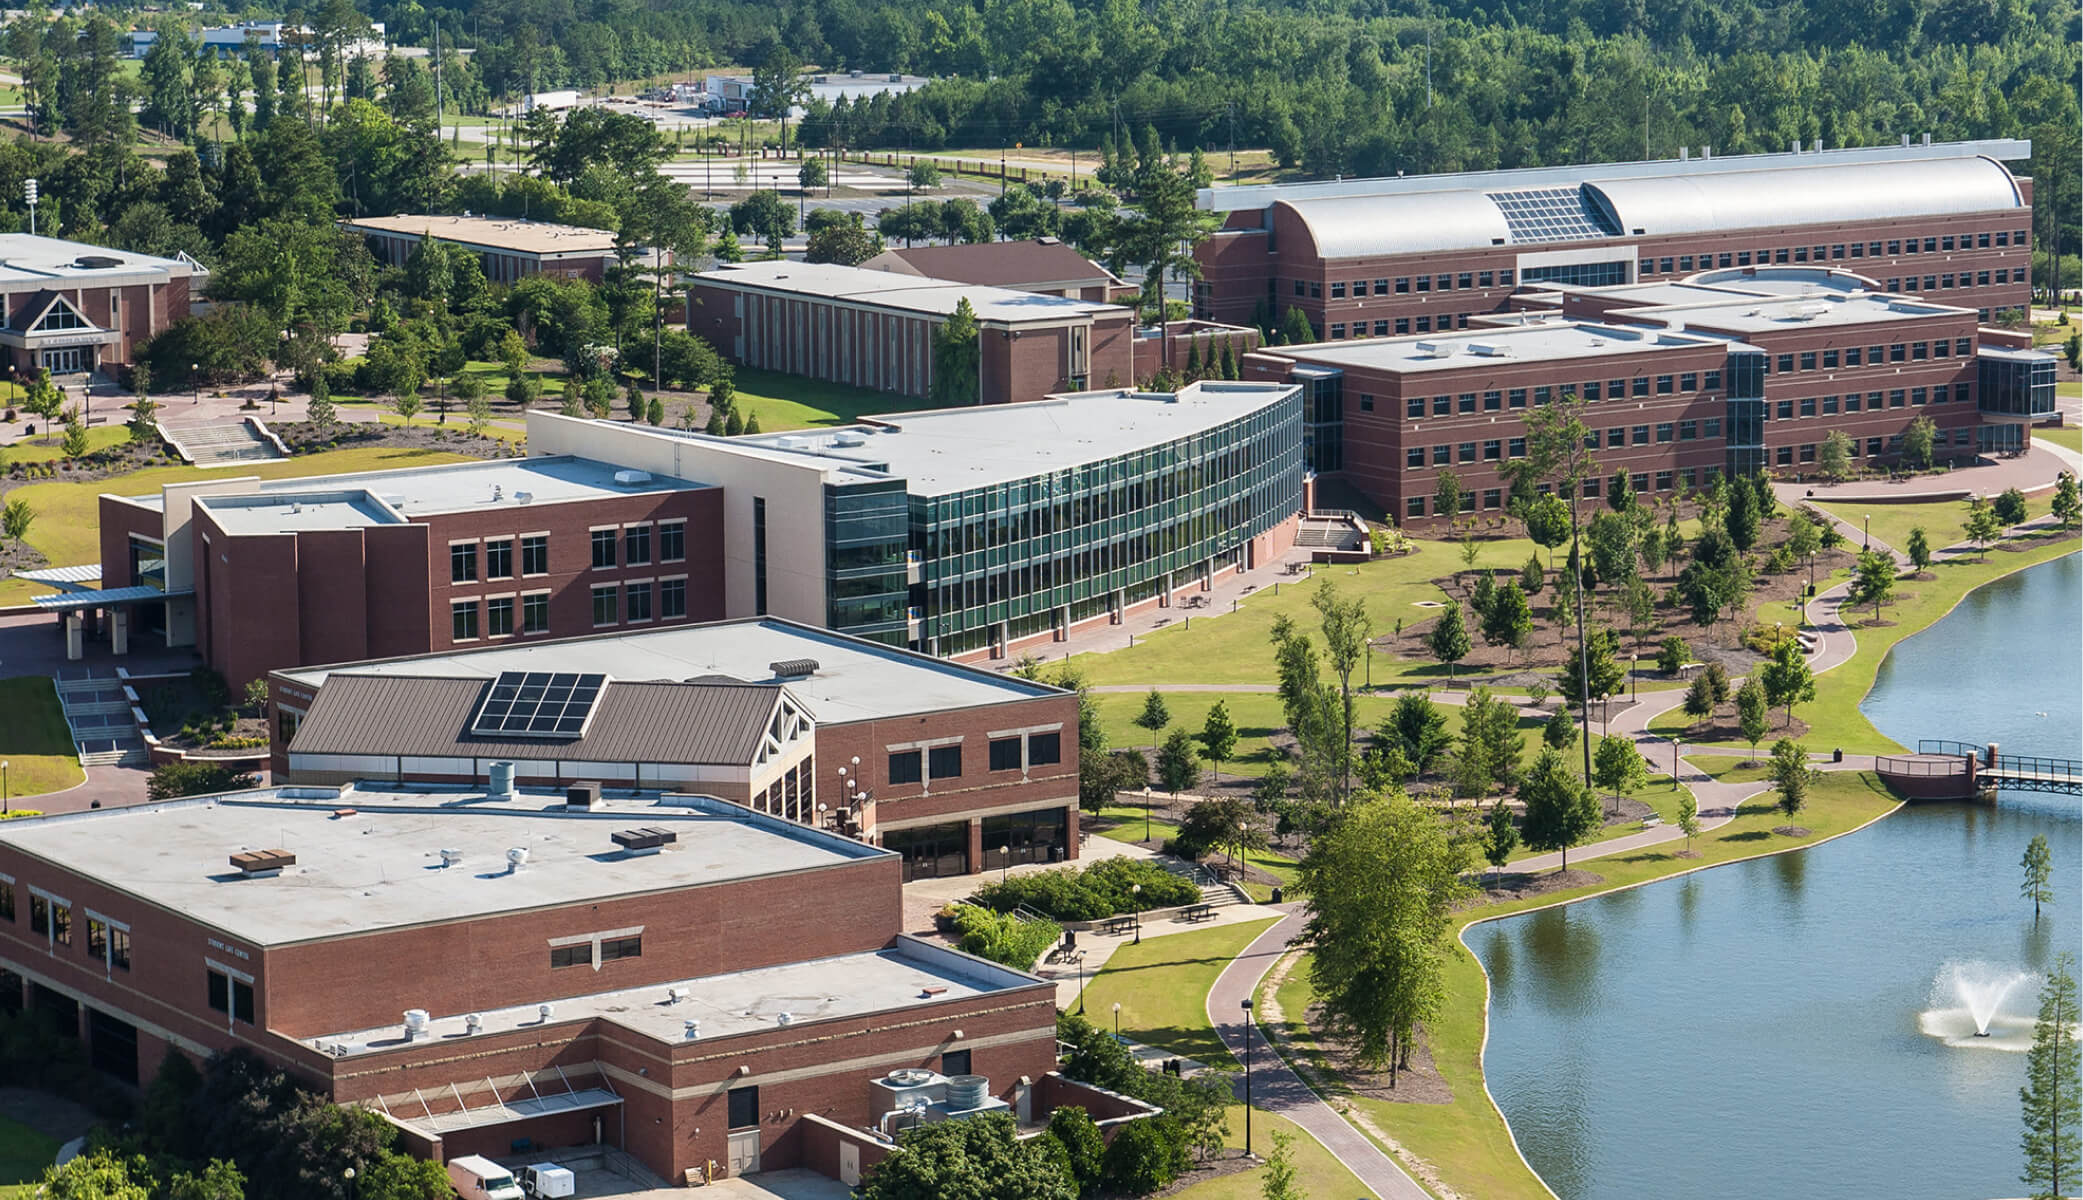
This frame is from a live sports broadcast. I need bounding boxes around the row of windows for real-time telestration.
[1,884,133,972]
[1330,312,1481,339]
[451,534,551,584]
[888,744,962,785]
[550,935,642,969]
[1886,270,2017,295]
[986,731,1064,773]
[1396,370,1724,421]
[888,733,1064,785]
[1768,339,1977,374]
[1297,269,1520,300]
[1639,230,2028,276]
[591,579,687,627]
[1766,384,1972,416]
[206,969,254,1024]
[588,522,688,572]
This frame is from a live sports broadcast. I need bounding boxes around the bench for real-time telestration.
[1183,903,1215,923]
[1100,915,1138,936]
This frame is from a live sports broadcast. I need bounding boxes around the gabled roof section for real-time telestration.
[288,673,792,766]
[861,238,1126,292]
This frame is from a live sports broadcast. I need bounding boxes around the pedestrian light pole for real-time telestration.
[1240,997,1255,1158]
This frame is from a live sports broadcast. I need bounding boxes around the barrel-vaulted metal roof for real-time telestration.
[1585,156,2023,238]
[1249,142,2030,262]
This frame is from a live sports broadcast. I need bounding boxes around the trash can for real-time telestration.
[1063,928,1076,951]
[1832,748,1844,763]
[1271,886,1284,904]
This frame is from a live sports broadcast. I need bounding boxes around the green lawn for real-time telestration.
[0,426,129,466]
[1074,917,1279,1068]
[0,1114,59,1199]
[0,445,486,605]
[1066,539,1554,689]
[1290,771,1901,1200]
[1088,802,1302,899]
[1816,496,2049,558]
[1170,1105,1375,1200]
[1688,754,1772,783]
[727,366,922,432]
[0,677,83,800]
[2035,426,2081,453]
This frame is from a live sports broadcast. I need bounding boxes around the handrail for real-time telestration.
[1876,754,1970,778]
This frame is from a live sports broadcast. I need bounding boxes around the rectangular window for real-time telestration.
[728,1086,759,1131]
[1776,354,1794,374]
[1436,273,1453,291]
[522,593,550,634]
[1911,387,1928,406]
[1457,272,1474,290]
[1432,445,1450,465]
[1607,428,1626,448]
[1396,318,1411,335]
[1330,282,1346,299]
[1800,397,1817,417]
[1888,240,1902,255]
[1819,349,1838,369]
[1433,395,1451,415]
[206,970,252,1023]
[1458,442,1477,463]
[1800,352,1817,371]
[1374,321,1389,336]
[753,497,769,616]
[1631,425,1650,445]
[1499,269,1515,285]
[660,577,686,619]
[0,881,10,921]
[928,745,963,780]
[1845,347,1862,366]
[1656,422,1674,443]
[1776,446,1794,466]
[1800,443,1818,463]
[1458,393,1476,414]
[590,529,617,570]
[1776,400,1794,420]
[1483,390,1501,411]
[1774,248,1790,264]
[1889,389,1906,408]
[451,600,478,642]
[1406,496,1426,518]
[1655,375,1673,394]
[888,750,923,785]
[1330,323,1346,339]
[1482,488,1502,510]
[1850,243,1866,258]
[1794,246,1809,263]
[1508,437,1527,457]
[1679,255,1695,272]
[1658,258,1674,274]
[625,526,652,566]
[1956,337,1973,356]
[989,738,1022,771]
[1375,279,1390,294]
[626,582,652,622]
[1293,280,1305,296]
[1028,732,1061,766]
[1395,277,1411,294]
[1823,396,1840,415]
[1406,447,1425,468]
[599,935,642,962]
[207,970,227,1012]
[1483,439,1502,461]
[591,585,618,626]
[1924,237,1938,252]
[1912,341,1929,361]
[521,535,549,576]
[550,945,588,969]
[1478,271,1495,287]
[1415,316,1433,333]
[1508,388,1527,409]
[487,596,514,637]
[1534,386,1552,405]
[1996,231,2010,247]
[1656,470,1674,491]
[450,542,477,583]
[1704,369,1722,391]
[1942,235,1955,251]
[1890,343,1906,363]
[1407,398,1425,419]
[482,539,513,580]
[1583,381,1601,401]
[109,926,130,970]
[1704,418,1722,438]
[1679,420,1698,440]
[1415,276,1430,293]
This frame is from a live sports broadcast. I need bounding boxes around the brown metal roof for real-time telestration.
[860,239,1123,292]
[287,674,785,765]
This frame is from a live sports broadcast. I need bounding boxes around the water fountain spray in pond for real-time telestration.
[1918,961,2039,1049]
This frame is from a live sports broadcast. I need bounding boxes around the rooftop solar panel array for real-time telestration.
[1487,186,1617,243]
[471,671,609,738]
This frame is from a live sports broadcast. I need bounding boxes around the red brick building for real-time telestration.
[687,260,1138,404]
[0,234,198,378]
[268,617,1083,881]
[342,215,634,285]
[1244,268,2051,519]
[0,783,1081,1184]
[90,456,725,690]
[1196,139,2036,338]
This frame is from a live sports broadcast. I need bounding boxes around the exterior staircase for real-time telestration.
[54,675,148,767]
[1161,858,1252,908]
[158,418,286,467]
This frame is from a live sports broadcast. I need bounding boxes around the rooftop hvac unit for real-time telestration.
[403,1009,430,1040]
[830,432,867,447]
[768,658,820,678]
[612,827,678,855]
[566,781,603,811]
[668,987,690,1004]
[1412,340,1455,359]
[229,849,296,877]
[515,491,534,504]
[538,1003,556,1021]
[613,469,653,486]
[438,848,464,868]
[1465,342,1507,357]
[506,846,530,870]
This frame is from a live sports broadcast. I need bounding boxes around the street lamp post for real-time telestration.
[1000,843,1011,883]
[3,760,9,815]
[191,364,199,406]
[1240,997,1254,1158]
[1131,883,1142,945]
[1111,1001,1120,1041]
[1630,655,1638,702]
[1863,513,1871,550]
[343,1166,355,1200]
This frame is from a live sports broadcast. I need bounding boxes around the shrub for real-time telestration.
[947,904,1060,969]
[970,858,1198,921]
[1102,1114,1191,1193]
[147,760,257,800]
[1742,622,1800,656]
[1042,1107,1105,1191]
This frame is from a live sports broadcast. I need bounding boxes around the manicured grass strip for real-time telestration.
[0,1114,60,1193]
[0,426,129,466]
[1654,534,2078,753]
[1306,772,1901,1200]
[1075,917,1279,1068]
[1088,804,1302,896]
[2034,425,2081,453]
[727,366,921,431]
[0,676,85,798]
[1170,1105,1377,1200]
[0,445,484,606]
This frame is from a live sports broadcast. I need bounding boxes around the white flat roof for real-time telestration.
[197,491,400,534]
[1621,291,1973,334]
[0,234,195,286]
[731,381,1300,495]
[127,456,706,522]
[696,260,1125,324]
[279,617,1060,723]
[343,214,619,258]
[309,936,1034,1056]
[1265,322,1724,374]
[0,785,886,947]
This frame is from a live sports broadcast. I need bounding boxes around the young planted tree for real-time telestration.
[1849,549,1897,620]
[1481,580,1532,663]
[1134,688,1171,750]
[1682,673,1716,731]
[1787,512,1822,590]
[1427,601,1471,685]
[1965,496,2002,560]
[1906,526,1933,573]
[2052,472,2081,530]
[1484,798,1518,885]
[1768,737,1816,818]
[1520,552,1545,595]
[1994,486,2031,533]
[1433,470,1465,525]
[930,297,983,406]
[2,498,36,550]
[1818,429,1855,482]
[1725,475,1759,552]
[2020,953,2080,1200]
[1542,706,1578,751]
[1737,679,1770,763]
[1156,727,1202,799]
[1676,790,1701,853]
[1504,394,1601,783]
[1385,693,1452,775]
[1704,662,1732,709]
[1200,701,1238,781]
[1312,580,1371,802]
[1759,639,1816,727]
[1657,635,1691,676]
[1592,732,1648,816]
[2022,834,2055,925]
[1902,414,1938,470]
[1517,746,1601,873]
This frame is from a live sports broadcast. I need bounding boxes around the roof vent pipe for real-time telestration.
[506,846,529,871]
[1922,133,1932,146]
[438,848,464,868]
[403,1009,430,1040]
[487,761,516,798]
[1812,138,1823,152]
[1901,133,1912,146]
[464,1013,483,1034]
[1679,147,1689,161]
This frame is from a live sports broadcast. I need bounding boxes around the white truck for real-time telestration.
[447,1155,524,1200]
[517,1163,576,1198]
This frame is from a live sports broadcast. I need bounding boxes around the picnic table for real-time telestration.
[1100,914,1138,936]
[1183,903,1214,923]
